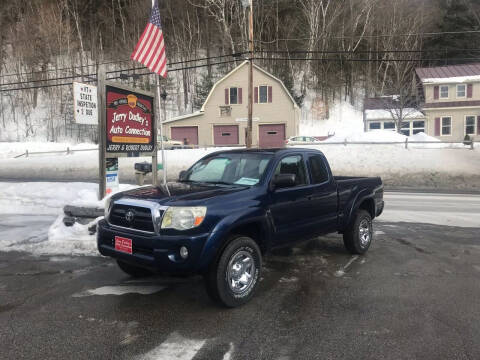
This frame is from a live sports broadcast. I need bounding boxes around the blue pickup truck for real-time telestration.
[98,148,384,307]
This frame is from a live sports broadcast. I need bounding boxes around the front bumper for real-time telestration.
[97,219,210,273]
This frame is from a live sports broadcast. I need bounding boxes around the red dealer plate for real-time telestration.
[115,236,132,254]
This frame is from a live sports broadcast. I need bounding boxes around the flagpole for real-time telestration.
[156,74,167,185]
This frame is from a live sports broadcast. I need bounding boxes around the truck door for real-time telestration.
[268,154,315,244]
[306,153,338,234]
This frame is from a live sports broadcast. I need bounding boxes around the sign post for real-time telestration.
[156,75,166,185]
[97,65,107,200]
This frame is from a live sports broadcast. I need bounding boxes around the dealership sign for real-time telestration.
[106,85,155,155]
[73,82,98,124]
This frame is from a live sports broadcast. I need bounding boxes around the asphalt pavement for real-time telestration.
[1,220,480,359]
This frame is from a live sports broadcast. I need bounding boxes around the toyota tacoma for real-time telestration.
[97,148,384,307]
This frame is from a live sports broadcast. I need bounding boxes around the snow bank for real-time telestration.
[0,182,138,256]
[300,100,364,137]
[323,130,467,149]
[0,139,479,191]
[299,143,480,190]
[0,147,234,183]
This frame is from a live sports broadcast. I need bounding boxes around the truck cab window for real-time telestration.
[274,155,307,186]
[308,155,329,184]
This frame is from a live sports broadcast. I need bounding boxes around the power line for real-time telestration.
[253,57,480,62]
[0,52,245,86]
[0,59,238,92]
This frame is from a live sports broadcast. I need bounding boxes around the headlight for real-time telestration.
[104,197,113,219]
[161,207,206,230]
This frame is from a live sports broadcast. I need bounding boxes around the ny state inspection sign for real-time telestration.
[73,82,98,125]
[105,85,155,155]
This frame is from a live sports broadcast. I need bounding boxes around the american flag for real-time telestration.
[131,0,167,78]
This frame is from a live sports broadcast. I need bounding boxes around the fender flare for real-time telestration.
[344,189,376,229]
[196,208,272,271]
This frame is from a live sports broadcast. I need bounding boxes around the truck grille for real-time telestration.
[109,204,156,233]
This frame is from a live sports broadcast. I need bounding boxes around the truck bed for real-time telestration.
[334,175,384,229]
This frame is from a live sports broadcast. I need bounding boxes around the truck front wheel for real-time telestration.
[205,235,262,307]
[343,209,373,254]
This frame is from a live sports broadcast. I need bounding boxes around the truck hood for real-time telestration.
[117,182,248,204]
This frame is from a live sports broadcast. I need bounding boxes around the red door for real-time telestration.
[213,125,239,145]
[259,124,286,148]
[171,126,198,145]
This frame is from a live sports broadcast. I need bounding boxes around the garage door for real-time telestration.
[259,124,286,148]
[171,126,198,145]
[213,125,239,145]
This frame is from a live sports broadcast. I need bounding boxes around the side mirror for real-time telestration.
[272,173,296,189]
[179,170,188,181]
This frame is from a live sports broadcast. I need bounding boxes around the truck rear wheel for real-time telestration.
[205,235,262,307]
[343,209,373,254]
[116,260,153,278]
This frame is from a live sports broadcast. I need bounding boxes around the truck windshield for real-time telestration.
[184,153,273,186]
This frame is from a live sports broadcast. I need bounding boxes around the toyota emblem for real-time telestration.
[125,209,135,222]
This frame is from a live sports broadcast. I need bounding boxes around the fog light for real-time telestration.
[180,246,188,259]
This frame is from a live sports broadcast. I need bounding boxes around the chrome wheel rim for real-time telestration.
[226,250,256,293]
[359,219,371,247]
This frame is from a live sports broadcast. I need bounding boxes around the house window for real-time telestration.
[440,85,449,99]
[412,121,425,135]
[465,115,476,135]
[384,122,395,130]
[230,87,238,104]
[400,122,410,136]
[369,122,381,130]
[259,85,268,103]
[457,84,466,98]
[441,116,451,135]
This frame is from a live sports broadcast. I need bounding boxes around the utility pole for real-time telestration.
[97,64,106,200]
[246,0,254,148]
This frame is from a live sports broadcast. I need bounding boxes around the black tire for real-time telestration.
[205,235,262,308]
[117,260,153,278]
[343,209,373,255]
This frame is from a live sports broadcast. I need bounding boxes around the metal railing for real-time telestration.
[14,147,98,158]
[296,139,477,149]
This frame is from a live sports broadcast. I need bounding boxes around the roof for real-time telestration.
[164,111,203,124]
[365,109,425,120]
[201,60,298,111]
[416,63,480,84]
[364,96,418,110]
[364,97,398,110]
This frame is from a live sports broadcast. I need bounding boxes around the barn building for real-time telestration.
[163,61,300,147]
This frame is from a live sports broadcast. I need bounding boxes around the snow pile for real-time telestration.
[324,129,406,143]
[300,100,364,137]
[322,130,467,149]
[0,182,99,215]
[0,182,138,256]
